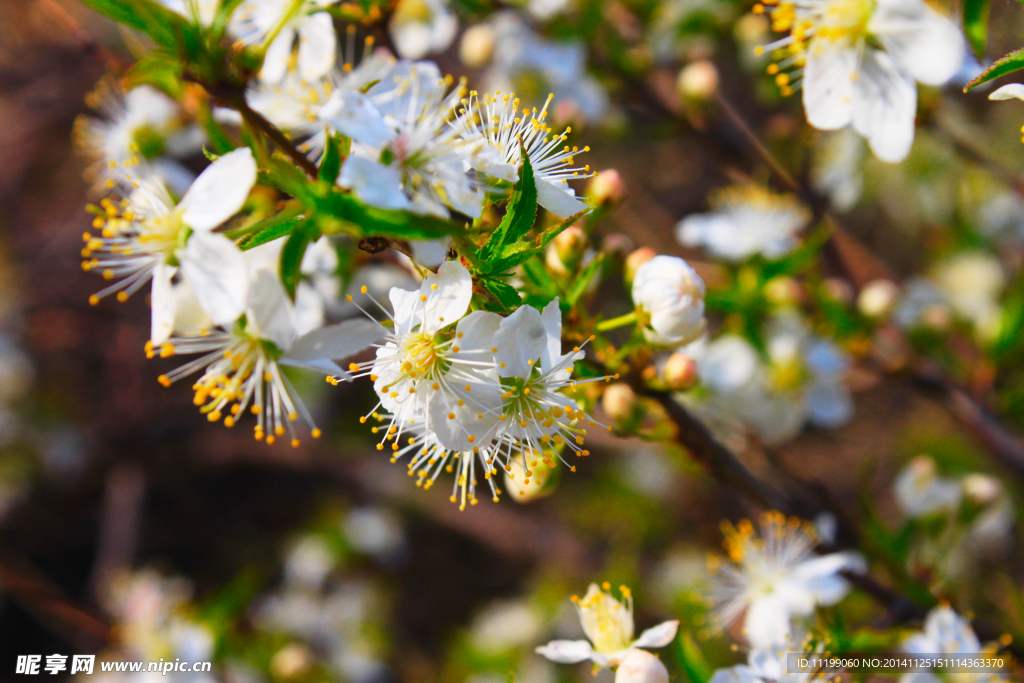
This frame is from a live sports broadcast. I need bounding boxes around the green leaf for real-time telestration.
[212,0,246,33]
[239,214,307,250]
[480,277,522,311]
[122,52,183,94]
[566,254,604,306]
[963,0,990,59]
[537,209,590,248]
[479,144,538,261]
[674,632,712,683]
[82,0,198,50]
[964,48,1024,91]
[280,224,318,298]
[318,133,347,183]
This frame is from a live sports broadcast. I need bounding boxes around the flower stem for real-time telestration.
[595,311,638,332]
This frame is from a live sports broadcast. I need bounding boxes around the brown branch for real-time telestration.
[228,92,321,179]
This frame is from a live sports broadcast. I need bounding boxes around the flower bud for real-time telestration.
[615,650,669,683]
[663,352,698,391]
[677,60,719,101]
[546,225,587,274]
[504,458,554,503]
[587,169,625,208]
[632,255,706,347]
[857,279,899,319]
[963,473,1001,506]
[459,25,495,68]
[624,247,656,284]
[602,382,637,420]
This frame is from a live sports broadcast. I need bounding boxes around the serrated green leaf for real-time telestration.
[537,208,591,248]
[963,0,990,59]
[483,240,541,274]
[964,48,1024,91]
[280,224,318,298]
[318,133,346,183]
[565,254,604,306]
[479,144,538,261]
[312,186,458,240]
[674,632,711,683]
[480,277,522,311]
[239,214,307,250]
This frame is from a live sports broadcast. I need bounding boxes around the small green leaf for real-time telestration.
[480,277,522,311]
[964,48,1024,91]
[122,52,183,94]
[280,224,318,298]
[239,215,307,250]
[479,144,538,261]
[318,133,347,183]
[963,0,990,59]
[566,254,604,306]
[674,632,712,683]
[82,0,198,50]
[537,208,590,248]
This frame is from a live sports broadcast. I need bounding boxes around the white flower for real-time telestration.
[631,255,706,347]
[83,148,258,345]
[893,277,951,331]
[676,185,809,262]
[709,633,839,683]
[811,128,866,211]
[338,62,483,218]
[150,269,386,443]
[933,251,1005,342]
[233,0,338,83]
[343,261,504,453]
[615,650,670,683]
[389,0,458,59]
[900,606,1008,683]
[453,91,592,217]
[158,0,220,24]
[713,512,865,648]
[894,455,963,518]
[536,583,679,669]
[759,0,964,162]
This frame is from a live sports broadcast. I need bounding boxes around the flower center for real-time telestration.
[814,0,874,40]
[400,331,443,380]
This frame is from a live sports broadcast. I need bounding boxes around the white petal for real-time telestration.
[246,269,298,351]
[338,156,412,211]
[297,12,337,82]
[420,260,473,333]
[742,595,793,649]
[284,318,387,364]
[534,640,595,664]
[279,356,347,378]
[851,48,917,163]
[789,551,865,606]
[318,90,396,149]
[171,277,213,335]
[616,650,669,683]
[540,298,562,372]
[426,377,503,452]
[179,148,257,232]
[709,665,762,683]
[150,261,177,345]
[409,237,451,269]
[451,310,501,359]
[536,178,588,217]
[990,83,1024,101]
[389,286,422,335]
[293,282,325,336]
[802,38,858,130]
[871,0,964,86]
[179,231,249,326]
[493,304,546,380]
[631,620,679,649]
[260,25,295,84]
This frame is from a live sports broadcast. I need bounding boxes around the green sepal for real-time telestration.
[964,48,1024,91]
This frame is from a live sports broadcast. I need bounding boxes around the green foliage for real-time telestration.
[674,632,713,683]
[238,211,309,250]
[122,52,184,94]
[964,48,1024,91]
[83,0,203,56]
[479,276,523,311]
[963,0,991,60]
[478,144,538,264]
[318,133,349,184]
[565,254,605,307]
[280,223,319,298]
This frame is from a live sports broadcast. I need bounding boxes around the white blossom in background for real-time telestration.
[82,148,259,345]
[893,278,951,331]
[631,255,706,347]
[615,650,670,683]
[933,251,1005,342]
[454,91,592,217]
[708,633,840,683]
[233,0,338,83]
[812,128,866,212]
[151,269,386,445]
[482,12,608,123]
[676,185,809,262]
[713,512,865,648]
[389,0,458,59]
[758,0,964,161]
[536,583,678,669]
[894,455,963,518]
[900,606,1008,683]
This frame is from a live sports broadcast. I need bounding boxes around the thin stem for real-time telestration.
[230,94,320,179]
[595,311,638,332]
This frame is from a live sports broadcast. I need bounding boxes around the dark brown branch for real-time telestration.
[228,92,321,179]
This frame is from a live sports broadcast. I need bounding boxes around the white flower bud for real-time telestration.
[587,169,625,207]
[632,255,706,347]
[663,352,698,391]
[546,225,587,274]
[615,650,669,683]
[603,382,637,420]
[624,247,656,284]
[677,60,719,101]
[962,473,1001,506]
[858,279,899,319]
[460,25,496,67]
[504,458,554,503]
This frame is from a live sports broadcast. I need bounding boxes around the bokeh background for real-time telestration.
[2,0,1024,681]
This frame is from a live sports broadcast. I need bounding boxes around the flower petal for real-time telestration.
[540,298,562,372]
[260,24,295,84]
[632,620,679,649]
[990,83,1024,101]
[338,156,412,211]
[742,594,793,649]
[319,90,396,149]
[871,0,964,86]
[246,269,298,351]
[851,48,917,163]
[802,38,858,130]
[493,304,547,380]
[410,237,451,269]
[284,318,387,366]
[150,261,177,345]
[451,310,502,360]
[179,231,249,326]
[534,639,595,664]
[789,551,865,606]
[297,11,337,82]
[709,665,762,683]
[536,178,588,217]
[179,148,257,232]
[420,260,473,333]
[425,376,503,452]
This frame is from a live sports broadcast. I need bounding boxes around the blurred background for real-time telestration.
[2,0,1024,681]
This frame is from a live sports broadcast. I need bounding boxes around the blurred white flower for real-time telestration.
[284,535,337,590]
[344,507,405,558]
[714,512,865,648]
[676,186,809,262]
[389,0,458,59]
[470,600,543,653]
[894,278,951,331]
[234,0,338,83]
[894,455,962,518]
[933,251,1005,342]
[615,650,670,683]
[900,605,1007,683]
[811,128,865,211]
[537,583,679,669]
[709,633,838,683]
[632,255,706,347]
